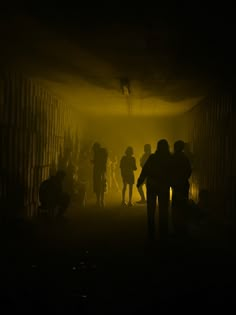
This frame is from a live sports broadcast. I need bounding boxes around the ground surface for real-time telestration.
[1,194,235,314]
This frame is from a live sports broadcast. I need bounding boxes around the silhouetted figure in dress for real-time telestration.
[137,139,172,242]
[39,170,70,217]
[171,140,192,238]
[137,144,152,204]
[91,142,108,207]
[120,146,137,206]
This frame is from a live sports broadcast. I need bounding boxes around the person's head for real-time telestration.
[125,146,134,156]
[55,170,66,181]
[92,142,101,152]
[144,144,151,154]
[174,140,185,153]
[156,139,169,154]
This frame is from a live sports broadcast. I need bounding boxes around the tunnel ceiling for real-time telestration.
[0,4,235,116]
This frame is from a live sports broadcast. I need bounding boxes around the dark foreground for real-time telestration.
[1,201,235,314]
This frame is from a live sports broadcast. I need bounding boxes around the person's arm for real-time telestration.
[133,157,137,171]
[137,156,151,187]
[140,155,144,168]
[120,157,123,169]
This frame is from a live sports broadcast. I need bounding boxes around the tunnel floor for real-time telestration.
[1,195,236,314]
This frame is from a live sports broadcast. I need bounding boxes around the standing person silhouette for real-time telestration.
[110,154,120,192]
[137,144,152,204]
[120,146,137,207]
[171,140,192,238]
[91,142,108,208]
[137,139,172,242]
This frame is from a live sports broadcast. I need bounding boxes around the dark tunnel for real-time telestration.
[0,4,236,313]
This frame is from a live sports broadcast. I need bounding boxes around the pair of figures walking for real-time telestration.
[137,139,192,241]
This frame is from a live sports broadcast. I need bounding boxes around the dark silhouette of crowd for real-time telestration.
[37,138,199,244]
[91,142,108,208]
[137,139,192,241]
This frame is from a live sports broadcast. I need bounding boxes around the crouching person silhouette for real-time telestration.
[39,170,70,217]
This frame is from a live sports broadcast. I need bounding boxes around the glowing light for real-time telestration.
[189,182,199,202]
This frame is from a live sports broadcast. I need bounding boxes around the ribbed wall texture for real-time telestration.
[186,91,236,221]
[0,72,78,218]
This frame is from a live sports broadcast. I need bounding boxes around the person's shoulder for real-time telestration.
[149,153,156,159]
[42,178,50,184]
[40,178,51,189]
[120,156,126,163]
[145,153,155,163]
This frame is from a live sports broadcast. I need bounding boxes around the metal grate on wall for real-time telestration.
[0,71,78,218]
[185,91,235,221]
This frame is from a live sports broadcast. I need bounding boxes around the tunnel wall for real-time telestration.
[185,90,236,222]
[0,71,79,218]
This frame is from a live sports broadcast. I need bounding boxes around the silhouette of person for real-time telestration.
[111,154,120,192]
[107,152,120,192]
[91,142,108,207]
[120,146,137,206]
[39,170,70,216]
[106,154,112,192]
[137,139,172,242]
[184,142,194,169]
[137,144,152,204]
[64,159,76,196]
[77,149,91,208]
[171,140,192,237]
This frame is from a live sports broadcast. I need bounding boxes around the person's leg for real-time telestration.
[101,191,104,207]
[171,188,179,234]
[95,191,100,206]
[100,173,106,207]
[172,186,188,238]
[178,184,189,237]
[146,189,157,241]
[128,184,133,205]
[158,190,170,242]
[94,171,101,207]
[122,181,127,205]
[137,184,146,203]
